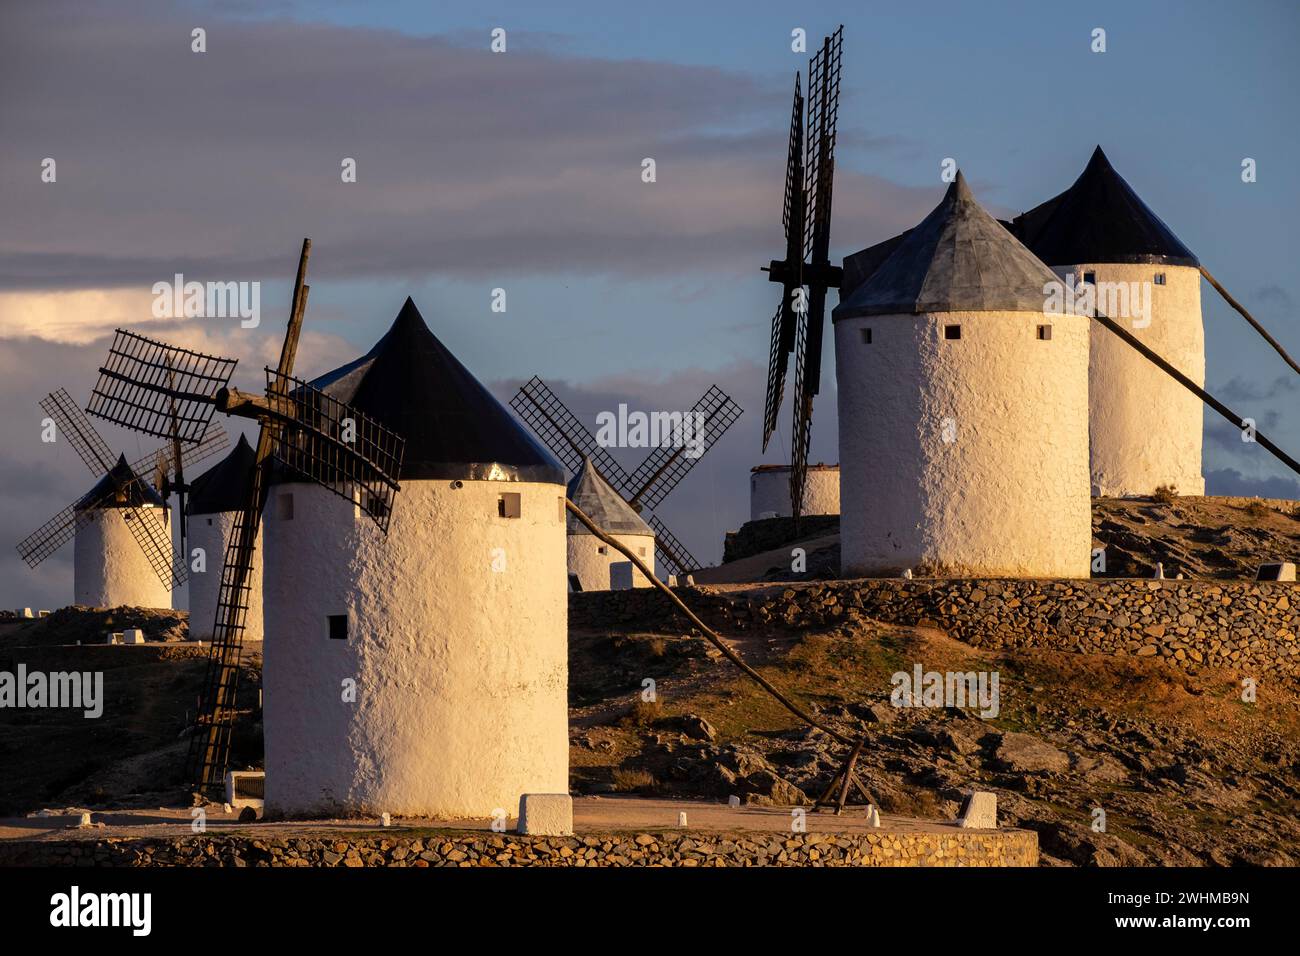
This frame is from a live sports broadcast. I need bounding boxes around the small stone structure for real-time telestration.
[517,794,573,836]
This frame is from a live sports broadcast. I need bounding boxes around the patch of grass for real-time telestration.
[620,699,662,728]
[1151,484,1178,504]
[612,768,658,793]
[1240,499,1269,519]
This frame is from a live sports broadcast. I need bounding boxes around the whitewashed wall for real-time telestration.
[1068,263,1205,496]
[835,309,1092,578]
[73,507,172,609]
[187,512,263,642]
[262,479,569,819]
[567,532,655,590]
[750,466,840,520]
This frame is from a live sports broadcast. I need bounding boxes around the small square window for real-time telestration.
[277,493,294,520]
[943,324,961,340]
[861,328,872,344]
[597,545,608,555]
[498,492,521,518]
[206,518,213,526]
[1037,324,1052,340]
[1153,273,1166,285]
[327,615,347,641]
[1083,271,1096,285]
[638,546,647,557]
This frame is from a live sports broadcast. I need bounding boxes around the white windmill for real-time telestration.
[834,172,1093,578]
[260,297,570,818]
[565,456,655,590]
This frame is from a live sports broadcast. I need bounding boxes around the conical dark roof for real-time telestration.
[187,434,255,515]
[75,454,167,511]
[566,457,653,536]
[834,172,1061,320]
[300,298,564,484]
[1010,146,1198,267]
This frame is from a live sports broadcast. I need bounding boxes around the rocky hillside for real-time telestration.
[569,595,1300,866]
[701,495,1300,583]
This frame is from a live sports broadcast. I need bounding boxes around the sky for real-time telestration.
[1,0,1297,610]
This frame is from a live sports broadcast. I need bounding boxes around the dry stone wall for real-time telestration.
[571,579,1300,679]
[0,828,1036,867]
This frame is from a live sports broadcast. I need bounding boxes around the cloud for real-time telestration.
[1217,374,1297,404]
[1204,468,1300,500]
[0,0,929,321]
[1254,285,1294,312]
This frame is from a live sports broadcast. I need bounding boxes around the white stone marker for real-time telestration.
[727,795,740,809]
[19,608,33,619]
[1257,562,1297,582]
[517,793,573,836]
[957,792,997,829]
[678,811,688,827]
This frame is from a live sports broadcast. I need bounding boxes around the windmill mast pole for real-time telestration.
[189,238,311,796]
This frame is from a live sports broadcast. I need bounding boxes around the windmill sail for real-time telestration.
[758,27,844,522]
[625,384,743,509]
[510,376,739,576]
[762,73,805,452]
[266,371,405,531]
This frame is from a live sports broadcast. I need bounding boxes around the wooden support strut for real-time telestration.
[1090,309,1300,478]
[1201,265,1300,378]
[565,498,877,812]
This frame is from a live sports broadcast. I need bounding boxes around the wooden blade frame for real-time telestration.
[790,26,843,523]
[625,385,743,511]
[87,331,237,443]
[188,239,311,796]
[264,371,405,532]
[509,377,631,486]
[762,74,805,452]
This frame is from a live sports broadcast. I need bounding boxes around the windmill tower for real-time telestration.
[16,388,228,612]
[833,172,1092,578]
[73,455,173,609]
[262,297,569,817]
[186,434,261,642]
[566,456,655,590]
[750,463,839,520]
[1010,146,1205,497]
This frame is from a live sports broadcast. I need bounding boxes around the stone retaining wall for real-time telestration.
[0,828,1036,867]
[572,578,1299,679]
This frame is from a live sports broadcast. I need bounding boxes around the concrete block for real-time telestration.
[1257,562,1297,582]
[225,770,265,810]
[122,628,145,645]
[37,610,50,618]
[107,632,123,645]
[517,793,573,836]
[957,791,997,829]
[19,608,33,619]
